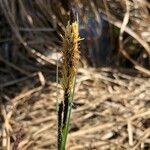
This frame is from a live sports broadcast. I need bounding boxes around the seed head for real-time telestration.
[61,12,80,93]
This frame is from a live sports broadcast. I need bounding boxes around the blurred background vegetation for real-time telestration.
[0,0,149,78]
[0,0,150,149]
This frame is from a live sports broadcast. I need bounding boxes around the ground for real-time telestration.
[1,67,149,150]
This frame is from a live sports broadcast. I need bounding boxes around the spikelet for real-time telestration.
[57,9,81,149]
[61,16,80,94]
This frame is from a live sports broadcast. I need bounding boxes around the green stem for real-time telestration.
[61,76,76,150]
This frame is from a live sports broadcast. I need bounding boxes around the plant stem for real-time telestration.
[61,76,76,150]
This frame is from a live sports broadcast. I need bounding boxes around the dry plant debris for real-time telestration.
[0,0,150,150]
[0,68,150,150]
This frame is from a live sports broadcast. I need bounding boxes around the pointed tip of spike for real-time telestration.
[70,7,77,23]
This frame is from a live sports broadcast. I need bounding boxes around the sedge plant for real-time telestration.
[57,9,81,150]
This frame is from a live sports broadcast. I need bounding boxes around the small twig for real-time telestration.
[18,27,55,32]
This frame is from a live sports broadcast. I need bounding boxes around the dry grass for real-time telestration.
[1,68,150,149]
[0,0,149,73]
[0,0,150,150]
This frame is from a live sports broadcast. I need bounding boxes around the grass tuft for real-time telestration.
[57,8,81,150]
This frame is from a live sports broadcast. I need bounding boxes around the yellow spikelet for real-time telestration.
[61,20,80,93]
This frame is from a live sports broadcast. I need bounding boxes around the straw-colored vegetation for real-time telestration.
[0,0,150,150]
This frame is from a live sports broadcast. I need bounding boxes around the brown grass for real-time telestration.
[0,0,150,149]
[1,68,150,149]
